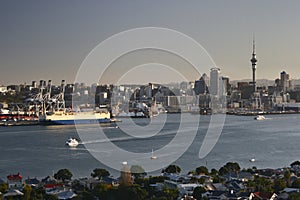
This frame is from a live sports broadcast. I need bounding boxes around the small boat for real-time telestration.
[150,149,157,160]
[65,138,79,147]
[254,115,265,120]
[249,157,255,162]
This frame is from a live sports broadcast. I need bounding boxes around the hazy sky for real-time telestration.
[1,0,300,85]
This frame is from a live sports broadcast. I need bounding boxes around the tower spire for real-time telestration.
[252,35,255,54]
[250,35,257,93]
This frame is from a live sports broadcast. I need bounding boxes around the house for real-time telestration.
[25,177,40,188]
[177,183,202,196]
[101,176,119,186]
[78,177,101,190]
[223,172,253,182]
[7,173,22,189]
[207,190,227,199]
[250,192,277,200]
[226,180,246,192]
[57,190,77,200]
[3,189,24,198]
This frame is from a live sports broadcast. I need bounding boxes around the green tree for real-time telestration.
[196,166,209,175]
[0,183,8,193]
[193,186,207,200]
[117,185,148,200]
[44,194,58,200]
[288,192,300,200]
[91,168,110,180]
[273,178,286,192]
[54,169,73,182]
[248,176,273,192]
[163,165,181,174]
[30,187,45,200]
[290,161,300,167]
[130,165,147,179]
[92,183,110,199]
[224,162,240,172]
[218,166,229,176]
[23,184,32,200]
[162,188,179,200]
[210,168,218,176]
[219,162,240,176]
[291,179,300,188]
[284,169,291,187]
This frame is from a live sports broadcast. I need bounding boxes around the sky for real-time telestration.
[1,0,300,85]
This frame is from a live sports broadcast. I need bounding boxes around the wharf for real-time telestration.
[0,120,40,126]
[226,110,300,116]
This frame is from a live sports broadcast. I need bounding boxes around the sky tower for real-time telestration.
[250,37,257,93]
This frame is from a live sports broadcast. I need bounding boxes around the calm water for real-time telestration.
[0,113,300,179]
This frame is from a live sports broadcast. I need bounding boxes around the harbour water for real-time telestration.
[0,113,300,179]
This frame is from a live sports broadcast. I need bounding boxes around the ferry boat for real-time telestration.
[254,115,266,121]
[65,138,79,147]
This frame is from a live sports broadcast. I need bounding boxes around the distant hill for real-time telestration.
[230,79,300,87]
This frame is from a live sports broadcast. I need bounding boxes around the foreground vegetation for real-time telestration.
[1,161,300,200]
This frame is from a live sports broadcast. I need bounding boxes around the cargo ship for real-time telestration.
[39,109,111,125]
[37,80,111,125]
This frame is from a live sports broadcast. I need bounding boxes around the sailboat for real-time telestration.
[150,149,157,160]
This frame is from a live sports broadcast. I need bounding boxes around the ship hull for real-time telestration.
[39,111,111,125]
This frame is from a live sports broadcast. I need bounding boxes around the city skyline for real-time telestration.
[1,1,300,85]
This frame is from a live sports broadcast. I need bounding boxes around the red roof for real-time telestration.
[7,173,22,181]
[44,183,63,189]
[254,192,275,199]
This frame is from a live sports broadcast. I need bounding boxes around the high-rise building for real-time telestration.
[280,71,289,93]
[194,73,209,95]
[210,68,221,97]
[219,76,229,97]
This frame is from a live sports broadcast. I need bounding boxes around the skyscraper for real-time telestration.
[194,73,209,95]
[210,67,221,97]
[280,71,289,93]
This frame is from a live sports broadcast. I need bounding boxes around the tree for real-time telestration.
[54,169,73,182]
[163,165,181,174]
[23,185,32,200]
[44,194,58,200]
[210,168,218,176]
[130,165,147,179]
[91,168,110,180]
[284,170,291,187]
[219,162,240,176]
[288,192,300,200]
[193,186,207,200]
[218,166,229,176]
[290,161,300,167]
[0,183,8,193]
[224,162,240,172]
[273,178,286,192]
[92,183,110,199]
[107,185,148,200]
[291,179,300,188]
[196,166,209,175]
